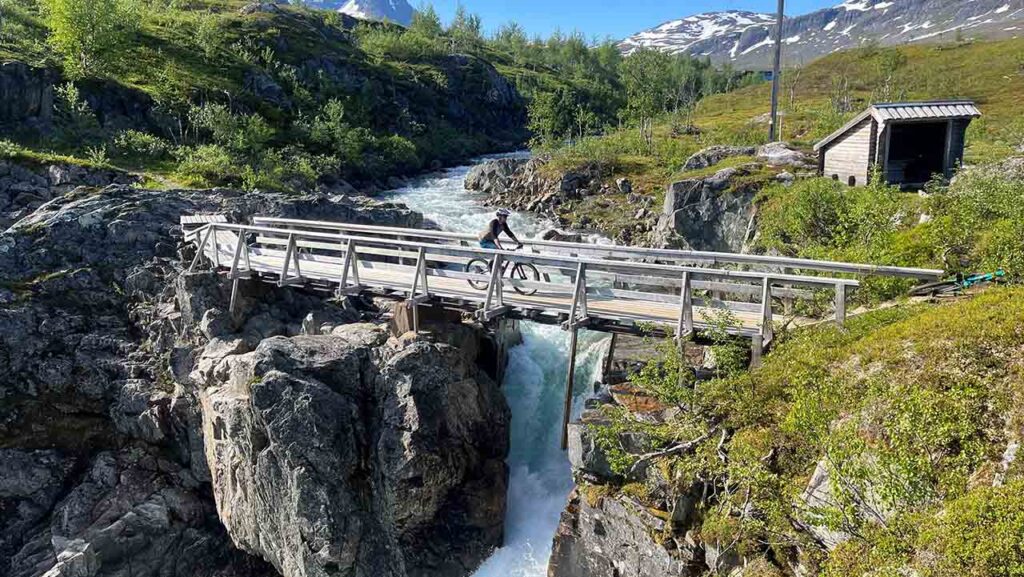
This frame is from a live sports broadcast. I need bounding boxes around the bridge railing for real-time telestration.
[187,222,860,348]
[251,216,944,281]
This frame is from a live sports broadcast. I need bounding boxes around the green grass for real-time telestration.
[0,1,545,189]
[533,38,1024,240]
[596,286,1024,575]
[697,38,1024,160]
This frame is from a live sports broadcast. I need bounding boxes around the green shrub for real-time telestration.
[758,178,852,251]
[192,11,221,60]
[53,81,102,143]
[188,103,274,157]
[240,148,330,192]
[354,24,445,62]
[85,144,109,166]
[916,480,1024,577]
[0,139,23,159]
[926,167,1024,275]
[306,98,352,152]
[367,134,419,175]
[113,129,170,160]
[174,144,238,186]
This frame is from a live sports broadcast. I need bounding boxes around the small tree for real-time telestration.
[620,48,674,151]
[42,0,141,78]
[527,87,577,147]
[447,5,482,53]
[493,21,528,63]
[409,4,443,38]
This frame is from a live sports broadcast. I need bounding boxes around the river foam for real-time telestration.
[382,157,608,576]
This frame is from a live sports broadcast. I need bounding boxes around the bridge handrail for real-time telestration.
[195,222,860,289]
[251,216,942,280]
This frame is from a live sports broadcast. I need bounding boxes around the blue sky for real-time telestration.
[425,0,839,40]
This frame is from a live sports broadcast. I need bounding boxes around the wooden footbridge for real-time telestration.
[182,215,942,447]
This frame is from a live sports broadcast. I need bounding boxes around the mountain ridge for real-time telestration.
[620,0,1024,69]
[297,0,415,26]
[338,0,414,26]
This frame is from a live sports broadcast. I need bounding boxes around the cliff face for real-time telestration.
[200,328,510,577]
[0,167,512,577]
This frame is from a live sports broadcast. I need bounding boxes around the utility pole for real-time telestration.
[768,0,785,142]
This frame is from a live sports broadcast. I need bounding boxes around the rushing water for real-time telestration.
[381,157,608,577]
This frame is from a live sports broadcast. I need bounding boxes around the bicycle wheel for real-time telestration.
[512,262,541,296]
[465,259,491,291]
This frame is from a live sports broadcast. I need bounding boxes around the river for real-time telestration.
[382,157,608,577]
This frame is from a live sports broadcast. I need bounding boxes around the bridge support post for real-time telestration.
[751,335,763,369]
[783,268,795,315]
[211,230,220,268]
[561,326,579,451]
[188,226,214,273]
[760,278,774,344]
[228,232,250,317]
[410,247,430,334]
[336,239,362,297]
[677,271,693,338]
[229,278,241,316]
[834,282,847,326]
[564,262,588,330]
[602,332,617,380]
[279,234,303,287]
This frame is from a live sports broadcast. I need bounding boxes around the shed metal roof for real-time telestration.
[814,101,981,152]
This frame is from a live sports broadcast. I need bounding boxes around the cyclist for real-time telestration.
[478,208,523,251]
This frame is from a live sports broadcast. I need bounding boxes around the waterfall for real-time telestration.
[382,158,608,576]
[473,324,606,576]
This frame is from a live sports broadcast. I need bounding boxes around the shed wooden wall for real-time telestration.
[822,117,875,186]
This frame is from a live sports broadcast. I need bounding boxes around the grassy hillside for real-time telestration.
[698,37,1024,161]
[531,37,1024,277]
[542,37,1024,199]
[593,286,1024,576]
[0,0,600,190]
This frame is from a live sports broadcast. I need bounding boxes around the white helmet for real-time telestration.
[496,208,512,217]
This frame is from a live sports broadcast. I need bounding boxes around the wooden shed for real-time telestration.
[814,101,981,188]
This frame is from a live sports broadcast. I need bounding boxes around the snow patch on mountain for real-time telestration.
[619,0,1024,69]
[338,0,414,26]
[620,10,776,54]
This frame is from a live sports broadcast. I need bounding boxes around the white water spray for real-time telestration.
[382,157,608,576]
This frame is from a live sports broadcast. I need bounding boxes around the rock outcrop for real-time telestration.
[0,161,140,230]
[0,166,511,577]
[682,145,756,171]
[549,489,697,577]
[464,156,604,216]
[655,166,760,252]
[553,385,704,577]
[201,327,510,577]
[756,141,811,168]
[2,447,267,577]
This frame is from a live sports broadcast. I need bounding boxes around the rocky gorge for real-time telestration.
[0,160,517,577]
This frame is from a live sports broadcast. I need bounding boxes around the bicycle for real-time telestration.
[465,245,542,296]
[909,269,1007,297]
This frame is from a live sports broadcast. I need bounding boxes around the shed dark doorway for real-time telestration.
[886,122,948,185]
